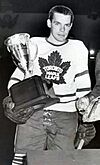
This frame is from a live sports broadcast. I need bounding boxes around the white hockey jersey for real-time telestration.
[8,37,91,112]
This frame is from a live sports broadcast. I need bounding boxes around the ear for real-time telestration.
[69,23,73,30]
[47,19,51,28]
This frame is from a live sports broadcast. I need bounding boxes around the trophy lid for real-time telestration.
[4,33,30,46]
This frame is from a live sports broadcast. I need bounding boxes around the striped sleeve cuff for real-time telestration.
[12,153,27,165]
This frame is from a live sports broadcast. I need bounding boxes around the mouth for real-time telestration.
[58,34,65,37]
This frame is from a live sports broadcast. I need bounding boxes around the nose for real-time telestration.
[60,25,65,32]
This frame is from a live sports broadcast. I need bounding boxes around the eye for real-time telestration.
[54,21,60,25]
[65,24,71,27]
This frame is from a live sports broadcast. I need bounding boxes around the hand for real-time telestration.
[41,77,53,89]
[83,123,96,145]
[3,96,35,124]
[3,96,15,110]
[74,123,96,148]
[76,96,90,115]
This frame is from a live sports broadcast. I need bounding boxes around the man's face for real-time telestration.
[48,12,72,44]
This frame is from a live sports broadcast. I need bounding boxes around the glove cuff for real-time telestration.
[85,92,95,102]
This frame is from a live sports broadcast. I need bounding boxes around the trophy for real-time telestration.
[4,33,37,76]
[4,33,60,124]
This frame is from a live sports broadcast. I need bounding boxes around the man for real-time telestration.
[7,5,92,164]
[76,50,100,120]
[74,51,100,149]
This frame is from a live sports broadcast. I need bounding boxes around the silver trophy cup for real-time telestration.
[4,33,36,74]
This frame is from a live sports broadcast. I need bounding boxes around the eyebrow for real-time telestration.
[53,20,71,26]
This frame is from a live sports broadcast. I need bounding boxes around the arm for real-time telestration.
[74,43,96,148]
[76,50,100,114]
[4,58,35,124]
[8,67,24,91]
[75,41,91,98]
[91,51,100,97]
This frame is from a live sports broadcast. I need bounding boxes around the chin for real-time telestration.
[58,39,66,43]
[57,36,67,42]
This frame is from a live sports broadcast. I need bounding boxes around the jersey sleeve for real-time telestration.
[8,67,24,90]
[75,41,91,98]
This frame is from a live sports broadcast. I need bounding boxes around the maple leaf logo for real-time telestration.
[38,50,71,84]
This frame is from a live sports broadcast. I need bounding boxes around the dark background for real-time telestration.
[0,0,100,164]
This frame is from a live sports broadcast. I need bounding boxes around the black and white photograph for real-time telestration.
[0,0,100,164]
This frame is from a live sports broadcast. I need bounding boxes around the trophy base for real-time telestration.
[14,96,60,111]
[10,75,60,111]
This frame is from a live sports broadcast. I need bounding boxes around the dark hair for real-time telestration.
[48,5,74,24]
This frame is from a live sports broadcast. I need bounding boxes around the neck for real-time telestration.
[47,35,67,45]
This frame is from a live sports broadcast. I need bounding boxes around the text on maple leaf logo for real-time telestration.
[43,65,63,80]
